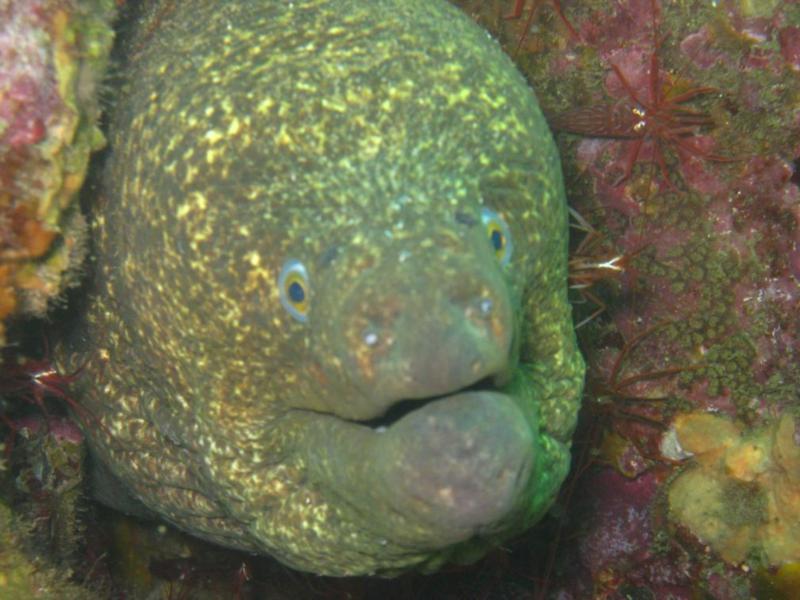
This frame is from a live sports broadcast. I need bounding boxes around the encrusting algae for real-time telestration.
[0,418,95,599]
[453,0,800,594]
[0,0,116,343]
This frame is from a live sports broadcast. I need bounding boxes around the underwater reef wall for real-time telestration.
[457,0,800,596]
[2,0,799,597]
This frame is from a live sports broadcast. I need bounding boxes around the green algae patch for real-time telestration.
[0,502,93,599]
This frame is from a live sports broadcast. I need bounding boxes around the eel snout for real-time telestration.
[299,239,534,545]
[317,242,515,421]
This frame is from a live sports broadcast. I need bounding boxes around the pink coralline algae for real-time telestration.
[780,26,800,72]
[577,470,657,575]
[538,0,738,194]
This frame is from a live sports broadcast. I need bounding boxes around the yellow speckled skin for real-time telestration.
[61,0,584,576]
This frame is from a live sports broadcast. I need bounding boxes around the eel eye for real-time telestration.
[278,259,310,322]
[481,207,513,266]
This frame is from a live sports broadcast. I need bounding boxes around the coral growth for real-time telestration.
[0,501,94,599]
[0,0,115,343]
[10,417,87,569]
[0,416,97,598]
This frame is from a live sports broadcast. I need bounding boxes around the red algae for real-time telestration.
[453,0,800,595]
[779,26,800,72]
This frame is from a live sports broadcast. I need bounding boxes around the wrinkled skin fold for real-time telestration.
[59,0,585,576]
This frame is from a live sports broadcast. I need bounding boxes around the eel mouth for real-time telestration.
[360,372,507,431]
[322,364,534,546]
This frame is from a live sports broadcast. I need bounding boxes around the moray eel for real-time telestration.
[61,0,584,576]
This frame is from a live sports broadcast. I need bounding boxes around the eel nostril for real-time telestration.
[466,295,495,323]
[363,328,380,348]
[478,297,493,317]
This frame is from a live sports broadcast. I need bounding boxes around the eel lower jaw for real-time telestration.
[298,366,536,547]
[367,387,535,544]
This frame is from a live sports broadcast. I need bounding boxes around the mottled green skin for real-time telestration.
[62,0,584,576]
